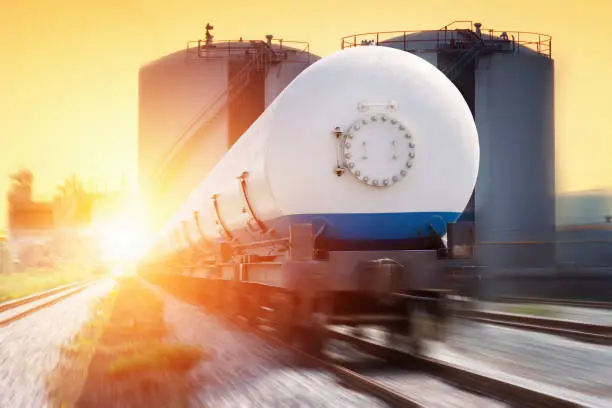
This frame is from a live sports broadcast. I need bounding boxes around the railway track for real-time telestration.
[229,315,587,408]
[493,296,612,310]
[457,309,612,345]
[147,276,599,407]
[0,279,97,326]
[239,323,432,407]
[325,327,588,408]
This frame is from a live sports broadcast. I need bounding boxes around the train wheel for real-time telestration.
[434,294,453,342]
[302,293,330,356]
[273,293,295,342]
[224,283,240,319]
[406,304,427,355]
[303,315,325,356]
[246,293,260,326]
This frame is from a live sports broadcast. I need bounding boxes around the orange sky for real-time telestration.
[1,0,611,228]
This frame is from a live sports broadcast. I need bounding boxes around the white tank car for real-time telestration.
[155,45,479,256]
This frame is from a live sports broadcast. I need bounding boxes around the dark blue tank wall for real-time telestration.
[228,61,265,147]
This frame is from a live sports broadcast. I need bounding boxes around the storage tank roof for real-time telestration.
[142,38,315,69]
[341,21,552,58]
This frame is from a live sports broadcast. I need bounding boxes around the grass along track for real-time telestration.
[47,276,206,408]
[0,266,105,303]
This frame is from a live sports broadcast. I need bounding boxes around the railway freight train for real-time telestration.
[140,45,480,353]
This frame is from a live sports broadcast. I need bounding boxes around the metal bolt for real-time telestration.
[392,176,399,182]
[383,179,389,186]
[371,116,378,121]
[373,180,379,186]
[409,142,415,148]
[400,170,407,176]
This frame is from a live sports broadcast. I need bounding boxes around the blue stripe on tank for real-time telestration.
[278,211,462,240]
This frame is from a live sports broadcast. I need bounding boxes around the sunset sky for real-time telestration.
[1,0,611,228]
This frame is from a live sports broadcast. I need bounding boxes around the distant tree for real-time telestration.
[7,168,33,203]
[54,174,95,226]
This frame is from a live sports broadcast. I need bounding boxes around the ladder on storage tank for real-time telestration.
[149,56,258,184]
[441,29,483,81]
[440,28,513,82]
[151,40,284,184]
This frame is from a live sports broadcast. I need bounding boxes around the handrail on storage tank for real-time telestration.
[186,38,311,64]
[340,24,551,58]
[439,20,475,31]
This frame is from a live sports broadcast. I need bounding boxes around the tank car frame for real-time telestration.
[143,220,452,354]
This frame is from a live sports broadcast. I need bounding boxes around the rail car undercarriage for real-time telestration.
[141,223,454,355]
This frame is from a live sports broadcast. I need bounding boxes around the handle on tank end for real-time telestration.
[332,126,346,177]
[211,193,234,241]
[238,171,270,235]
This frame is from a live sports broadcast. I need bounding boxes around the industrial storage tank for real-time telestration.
[341,21,555,269]
[138,29,318,231]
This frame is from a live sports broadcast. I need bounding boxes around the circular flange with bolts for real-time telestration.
[343,114,416,187]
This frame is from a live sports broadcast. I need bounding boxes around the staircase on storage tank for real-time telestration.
[150,42,281,185]
[439,25,514,82]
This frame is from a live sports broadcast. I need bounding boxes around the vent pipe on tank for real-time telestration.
[205,23,214,46]
[474,22,482,37]
[266,34,273,47]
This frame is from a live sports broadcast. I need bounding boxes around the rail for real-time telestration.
[0,279,97,326]
[476,240,612,246]
[458,309,612,345]
[494,296,612,310]
[341,21,551,58]
[326,328,583,408]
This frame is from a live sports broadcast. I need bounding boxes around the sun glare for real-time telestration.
[93,195,151,263]
[98,221,147,262]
